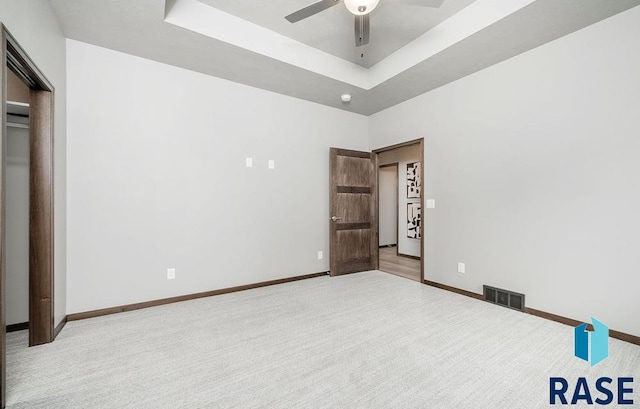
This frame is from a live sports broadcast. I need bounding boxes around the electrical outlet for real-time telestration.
[245,157,253,168]
[167,268,176,280]
[457,263,465,274]
[268,160,275,169]
[317,251,323,260]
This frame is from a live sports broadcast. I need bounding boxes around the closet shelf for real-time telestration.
[7,100,29,116]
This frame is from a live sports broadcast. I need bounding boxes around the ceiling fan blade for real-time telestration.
[354,14,370,47]
[384,0,444,7]
[285,0,341,23]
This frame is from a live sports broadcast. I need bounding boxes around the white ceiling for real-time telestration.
[196,0,476,68]
[49,0,640,115]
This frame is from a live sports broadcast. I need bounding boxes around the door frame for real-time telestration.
[1,24,56,407]
[373,138,425,282]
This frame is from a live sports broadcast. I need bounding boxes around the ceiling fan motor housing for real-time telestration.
[344,0,380,16]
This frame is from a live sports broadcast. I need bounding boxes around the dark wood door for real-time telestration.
[329,148,378,276]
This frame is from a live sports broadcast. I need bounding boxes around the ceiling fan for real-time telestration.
[285,0,445,47]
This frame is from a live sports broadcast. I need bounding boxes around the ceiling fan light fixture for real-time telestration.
[344,0,380,16]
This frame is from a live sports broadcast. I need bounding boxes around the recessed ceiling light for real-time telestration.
[341,94,352,103]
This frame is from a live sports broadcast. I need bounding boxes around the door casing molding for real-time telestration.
[373,138,425,282]
[1,24,56,408]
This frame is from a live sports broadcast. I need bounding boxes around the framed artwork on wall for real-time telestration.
[407,202,421,239]
[407,162,421,198]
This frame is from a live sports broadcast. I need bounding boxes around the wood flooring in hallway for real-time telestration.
[378,246,421,282]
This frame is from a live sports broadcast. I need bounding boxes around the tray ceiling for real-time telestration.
[50,0,640,115]
[196,0,476,68]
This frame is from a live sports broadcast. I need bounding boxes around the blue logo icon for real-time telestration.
[574,317,609,367]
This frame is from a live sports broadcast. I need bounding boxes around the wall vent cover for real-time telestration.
[483,285,525,312]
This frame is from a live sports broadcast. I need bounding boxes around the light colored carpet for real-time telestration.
[6,271,640,408]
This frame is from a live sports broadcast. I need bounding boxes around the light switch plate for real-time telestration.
[268,160,275,169]
[426,199,436,209]
[245,158,253,168]
[317,251,323,260]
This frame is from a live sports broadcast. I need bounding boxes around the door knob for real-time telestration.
[331,216,343,222]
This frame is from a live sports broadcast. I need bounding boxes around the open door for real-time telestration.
[329,148,378,276]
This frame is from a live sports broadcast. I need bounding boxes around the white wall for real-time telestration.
[66,40,368,313]
[378,144,421,257]
[378,166,397,246]
[5,119,29,325]
[370,7,640,335]
[369,6,640,337]
[0,0,67,327]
